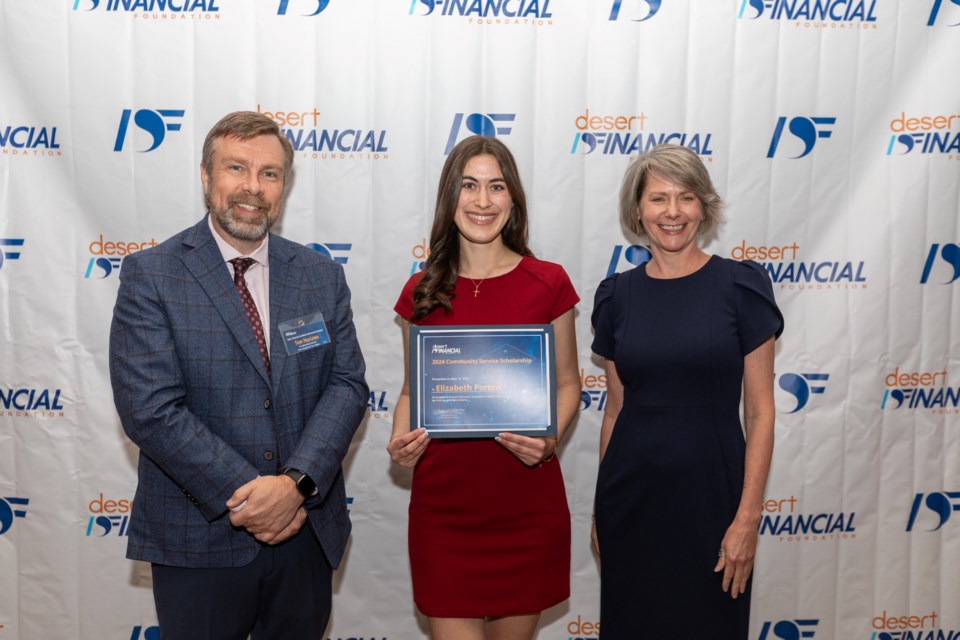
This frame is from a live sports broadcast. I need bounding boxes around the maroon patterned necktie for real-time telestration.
[229,258,270,374]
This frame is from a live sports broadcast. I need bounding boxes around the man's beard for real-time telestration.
[208,193,276,242]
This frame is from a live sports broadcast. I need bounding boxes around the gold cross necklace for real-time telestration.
[465,254,508,298]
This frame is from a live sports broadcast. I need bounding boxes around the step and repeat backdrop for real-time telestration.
[1,1,959,638]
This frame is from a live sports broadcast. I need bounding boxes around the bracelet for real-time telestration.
[539,445,559,466]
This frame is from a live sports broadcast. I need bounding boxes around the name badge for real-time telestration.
[279,312,330,355]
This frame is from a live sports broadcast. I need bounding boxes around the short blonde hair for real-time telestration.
[619,144,723,239]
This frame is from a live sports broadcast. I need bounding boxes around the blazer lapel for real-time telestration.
[268,238,303,390]
[182,217,272,386]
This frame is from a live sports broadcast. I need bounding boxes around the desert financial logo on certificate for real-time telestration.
[409,325,557,438]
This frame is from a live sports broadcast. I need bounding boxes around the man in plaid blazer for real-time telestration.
[109,111,368,639]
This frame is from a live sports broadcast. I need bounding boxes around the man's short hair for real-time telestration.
[201,111,295,180]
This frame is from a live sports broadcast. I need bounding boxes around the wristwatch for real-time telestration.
[281,467,317,498]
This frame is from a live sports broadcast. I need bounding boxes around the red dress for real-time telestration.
[394,256,578,617]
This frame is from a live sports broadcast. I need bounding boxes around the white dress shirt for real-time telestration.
[208,215,271,351]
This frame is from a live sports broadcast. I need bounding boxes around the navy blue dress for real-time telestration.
[591,256,783,640]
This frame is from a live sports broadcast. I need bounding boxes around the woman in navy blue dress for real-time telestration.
[591,144,783,639]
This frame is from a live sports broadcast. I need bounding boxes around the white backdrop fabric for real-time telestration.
[1,1,959,639]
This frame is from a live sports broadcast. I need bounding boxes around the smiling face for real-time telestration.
[453,154,514,248]
[637,172,704,256]
[201,133,287,254]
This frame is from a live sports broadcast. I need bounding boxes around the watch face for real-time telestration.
[286,469,315,497]
[298,475,316,497]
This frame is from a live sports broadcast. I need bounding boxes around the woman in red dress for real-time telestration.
[388,136,581,640]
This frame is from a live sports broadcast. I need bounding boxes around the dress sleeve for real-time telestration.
[590,275,618,360]
[393,273,419,321]
[733,260,784,355]
[549,265,580,320]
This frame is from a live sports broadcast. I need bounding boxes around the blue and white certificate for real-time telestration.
[409,325,557,438]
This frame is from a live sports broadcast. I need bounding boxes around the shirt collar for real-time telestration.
[207,214,270,266]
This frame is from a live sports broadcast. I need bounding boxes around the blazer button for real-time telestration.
[264,399,271,409]
[264,451,274,461]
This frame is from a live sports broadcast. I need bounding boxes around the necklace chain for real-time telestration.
[465,255,508,298]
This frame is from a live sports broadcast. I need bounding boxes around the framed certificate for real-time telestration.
[409,325,557,438]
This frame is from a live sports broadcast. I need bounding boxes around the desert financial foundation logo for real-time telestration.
[84,234,158,279]
[0,388,67,418]
[257,105,389,161]
[407,0,554,26]
[881,367,959,415]
[759,495,857,543]
[738,0,877,29]
[872,610,950,640]
[580,368,607,412]
[730,240,867,291]
[85,493,132,537]
[886,111,960,157]
[409,238,431,276]
[72,0,222,21]
[570,109,714,160]
[0,123,61,158]
[565,614,600,639]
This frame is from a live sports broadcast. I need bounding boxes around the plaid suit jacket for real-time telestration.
[109,216,367,569]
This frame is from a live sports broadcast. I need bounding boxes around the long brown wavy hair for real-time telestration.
[411,136,534,321]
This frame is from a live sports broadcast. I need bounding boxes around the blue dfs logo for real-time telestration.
[277,0,330,15]
[606,244,651,276]
[307,242,351,265]
[766,117,836,159]
[0,497,29,535]
[86,515,130,537]
[114,109,185,152]
[0,238,25,271]
[84,257,122,279]
[130,626,159,640]
[928,0,960,25]
[409,0,439,14]
[920,243,960,284]
[757,619,818,640]
[776,373,829,413]
[906,492,960,532]
[609,0,661,21]
[445,113,516,155]
[738,0,767,18]
[580,390,607,411]
[885,133,925,155]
